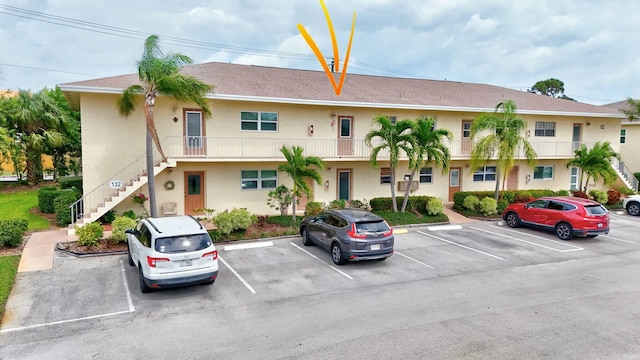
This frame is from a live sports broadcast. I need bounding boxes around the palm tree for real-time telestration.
[620,98,640,120]
[400,117,452,212]
[470,100,537,200]
[278,145,325,224]
[364,116,414,212]
[4,89,68,185]
[118,35,213,217]
[566,141,620,191]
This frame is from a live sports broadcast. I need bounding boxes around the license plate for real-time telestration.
[597,223,603,228]
[181,259,192,267]
[370,244,380,251]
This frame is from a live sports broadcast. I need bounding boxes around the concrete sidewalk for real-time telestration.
[443,203,478,224]
[18,228,70,273]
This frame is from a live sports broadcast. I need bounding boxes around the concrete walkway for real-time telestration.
[443,203,478,224]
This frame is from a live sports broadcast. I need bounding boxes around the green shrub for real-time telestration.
[74,222,104,247]
[213,208,256,236]
[425,197,443,215]
[619,187,636,196]
[370,197,394,211]
[479,197,498,216]
[98,210,116,224]
[589,189,607,204]
[497,199,509,214]
[606,189,622,205]
[122,210,137,220]
[463,195,480,211]
[0,219,29,247]
[59,176,82,191]
[110,216,136,243]
[348,199,369,210]
[266,185,293,216]
[328,199,346,209]
[513,192,534,203]
[266,215,303,227]
[554,189,571,196]
[304,201,325,216]
[634,172,640,183]
[37,186,61,213]
[54,191,80,226]
[500,191,515,204]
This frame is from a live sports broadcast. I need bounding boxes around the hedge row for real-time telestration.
[0,219,28,247]
[370,196,436,213]
[452,189,558,210]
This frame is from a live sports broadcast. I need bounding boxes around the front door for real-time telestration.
[507,166,519,190]
[298,178,314,213]
[337,116,354,156]
[448,167,461,202]
[184,171,204,215]
[184,109,205,156]
[572,123,582,151]
[461,120,472,155]
[337,169,351,201]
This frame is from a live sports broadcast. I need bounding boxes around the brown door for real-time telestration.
[337,116,354,156]
[184,171,204,215]
[461,120,472,155]
[448,167,461,202]
[507,166,518,190]
[298,178,314,213]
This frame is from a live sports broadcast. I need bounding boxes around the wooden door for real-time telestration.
[448,167,461,202]
[184,171,204,215]
[507,166,518,190]
[298,178,314,213]
[337,116,354,156]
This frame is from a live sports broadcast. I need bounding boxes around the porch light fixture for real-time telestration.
[173,116,179,123]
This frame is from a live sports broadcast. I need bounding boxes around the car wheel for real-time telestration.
[301,227,313,246]
[555,222,574,240]
[505,212,521,228]
[138,266,153,293]
[627,201,640,216]
[127,243,134,266]
[331,243,346,265]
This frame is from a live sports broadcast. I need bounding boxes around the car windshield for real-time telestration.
[355,220,389,233]
[155,234,212,253]
[584,205,607,215]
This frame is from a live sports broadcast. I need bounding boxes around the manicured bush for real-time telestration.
[589,189,607,204]
[606,189,622,205]
[513,192,534,203]
[370,197,394,211]
[619,187,636,196]
[213,208,256,236]
[37,186,61,213]
[425,197,443,216]
[266,185,292,216]
[635,172,640,183]
[98,210,116,224]
[54,191,80,226]
[59,176,82,191]
[0,219,29,247]
[571,190,588,199]
[463,195,480,211]
[328,199,346,209]
[497,199,509,214]
[304,201,325,216]
[122,210,137,220]
[347,199,369,210]
[554,189,571,196]
[74,222,104,247]
[110,216,137,243]
[479,197,498,216]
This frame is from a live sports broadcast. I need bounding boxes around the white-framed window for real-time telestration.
[473,166,496,182]
[241,111,278,132]
[419,115,437,130]
[534,122,556,137]
[419,167,433,183]
[570,167,579,190]
[388,116,397,124]
[380,167,391,184]
[185,110,204,148]
[241,170,277,190]
[620,129,626,144]
[534,165,554,180]
[462,121,472,139]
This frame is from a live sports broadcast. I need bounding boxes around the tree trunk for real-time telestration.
[146,126,158,218]
[400,170,417,212]
[144,94,167,161]
[291,192,297,225]
[494,166,501,201]
[25,151,40,185]
[390,166,398,212]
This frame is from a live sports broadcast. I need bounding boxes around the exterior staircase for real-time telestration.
[68,156,176,235]
[611,158,639,192]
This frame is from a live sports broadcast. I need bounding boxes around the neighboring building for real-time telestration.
[59,62,631,224]
[603,100,640,175]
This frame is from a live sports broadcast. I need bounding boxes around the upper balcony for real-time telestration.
[162,136,588,162]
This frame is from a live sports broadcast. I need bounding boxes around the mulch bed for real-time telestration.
[57,240,128,257]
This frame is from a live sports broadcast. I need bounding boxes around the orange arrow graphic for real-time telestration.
[297,0,356,96]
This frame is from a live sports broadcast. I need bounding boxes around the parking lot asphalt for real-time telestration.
[1,210,638,359]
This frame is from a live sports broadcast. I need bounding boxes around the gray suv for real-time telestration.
[300,208,394,265]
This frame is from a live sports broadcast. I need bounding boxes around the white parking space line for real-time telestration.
[224,241,274,251]
[394,251,435,269]
[218,256,256,294]
[290,243,354,280]
[427,225,463,231]
[599,235,635,244]
[474,227,584,253]
[1,261,136,334]
[490,224,606,249]
[417,231,504,260]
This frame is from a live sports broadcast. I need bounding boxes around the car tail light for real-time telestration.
[383,221,393,236]
[347,223,367,239]
[147,256,170,268]
[202,250,218,260]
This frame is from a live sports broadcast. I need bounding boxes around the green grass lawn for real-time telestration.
[0,255,20,322]
[0,190,50,231]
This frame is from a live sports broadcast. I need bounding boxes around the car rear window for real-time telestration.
[355,220,389,233]
[584,205,607,215]
[155,234,212,253]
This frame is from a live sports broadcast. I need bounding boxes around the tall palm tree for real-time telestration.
[364,116,414,212]
[566,141,619,191]
[4,89,67,185]
[620,98,640,120]
[118,35,213,217]
[400,117,452,212]
[278,145,325,224]
[470,100,537,200]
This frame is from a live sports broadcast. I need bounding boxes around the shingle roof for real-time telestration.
[59,62,621,117]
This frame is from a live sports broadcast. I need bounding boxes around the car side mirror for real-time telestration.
[125,229,134,234]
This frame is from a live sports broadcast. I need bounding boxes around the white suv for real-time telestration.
[126,216,219,293]
[622,194,640,216]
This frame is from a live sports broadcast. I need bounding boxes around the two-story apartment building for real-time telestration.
[603,100,640,175]
[59,62,631,224]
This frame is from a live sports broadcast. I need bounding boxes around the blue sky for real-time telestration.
[0,0,638,105]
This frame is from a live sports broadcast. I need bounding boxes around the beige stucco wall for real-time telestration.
[79,93,625,216]
[620,122,640,173]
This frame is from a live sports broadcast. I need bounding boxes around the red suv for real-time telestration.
[502,196,609,240]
